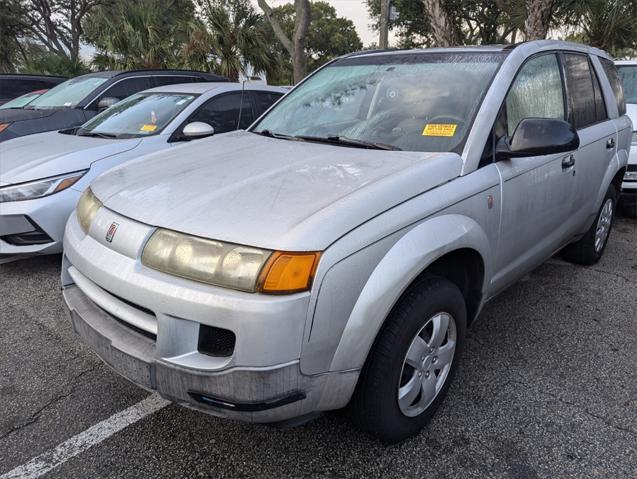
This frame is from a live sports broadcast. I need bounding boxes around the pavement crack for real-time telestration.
[507,376,636,439]
[0,364,99,441]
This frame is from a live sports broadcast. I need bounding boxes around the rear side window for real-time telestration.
[189,92,254,133]
[505,53,565,136]
[253,91,283,116]
[617,65,637,104]
[100,77,153,102]
[562,54,598,129]
[590,63,607,122]
[601,58,627,115]
[153,76,200,87]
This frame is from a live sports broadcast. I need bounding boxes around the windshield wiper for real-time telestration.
[76,129,118,139]
[294,135,401,151]
[253,129,297,141]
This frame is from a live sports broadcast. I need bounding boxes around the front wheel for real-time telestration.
[348,276,466,443]
[562,184,617,265]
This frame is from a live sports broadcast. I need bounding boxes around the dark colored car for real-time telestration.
[0,74,67,106]
[0,70,227,142]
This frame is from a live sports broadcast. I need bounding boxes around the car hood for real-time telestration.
[0,107,58,122]
[0,131,141,185]
[92,131,463,251]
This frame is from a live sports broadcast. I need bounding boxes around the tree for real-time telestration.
[524,0,556,40]
[422,0,456,46]
[84,0,195,69]
[258,0,310,84]
[21,0,105,64]
[0,0,28,72]
[186,0,278,81]
[563,0,637,54]
[261,1,363,84]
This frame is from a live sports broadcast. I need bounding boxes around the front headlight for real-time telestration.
[76,188,102,234]
[142,228,321,294]
[0,170,86,203]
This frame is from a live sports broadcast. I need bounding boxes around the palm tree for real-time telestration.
[85,0,195,70]
[185,0,278,81]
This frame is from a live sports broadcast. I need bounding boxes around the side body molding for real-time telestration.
[328,214,492,373]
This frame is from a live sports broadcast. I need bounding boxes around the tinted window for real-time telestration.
[0,79,44,99]
[100,77,153,102]
[189,92,254,133]
[253,91,283,116]
[153,76,201,87]
[505,53,565,136]
[590,63,607,122]
[617,65,637,104]
[601,58,627,115]
[563,54,598,129]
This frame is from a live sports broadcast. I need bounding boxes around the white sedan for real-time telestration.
[0,82,286,257]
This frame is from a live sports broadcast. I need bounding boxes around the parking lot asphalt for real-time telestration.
[1,216,635,479]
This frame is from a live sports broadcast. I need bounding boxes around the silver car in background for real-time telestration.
[615,60,637,217]
[0,83,285,257]
[62,41,630,442]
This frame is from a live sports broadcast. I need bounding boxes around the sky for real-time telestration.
[250,0,396,47]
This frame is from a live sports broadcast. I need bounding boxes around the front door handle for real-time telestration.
[562,154,575,169]
[606,137,615,149]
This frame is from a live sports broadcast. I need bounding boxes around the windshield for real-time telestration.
[78,92,196,138]
[253,52,505,152]
[0,91,44,109]
[618,65,637,104]
[27,76,108,109]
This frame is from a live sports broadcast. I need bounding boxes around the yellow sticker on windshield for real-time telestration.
[140,124,157,132]
[423,123,457,137]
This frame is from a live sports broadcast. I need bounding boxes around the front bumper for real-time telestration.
[62,209,358,422]
[0,187,81,256]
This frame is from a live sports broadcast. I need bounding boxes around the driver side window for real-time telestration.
[505,54,565,136]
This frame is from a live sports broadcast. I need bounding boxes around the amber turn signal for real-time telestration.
[258,251,321,294]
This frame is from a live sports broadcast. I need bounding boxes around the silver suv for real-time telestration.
[61,41,630,442]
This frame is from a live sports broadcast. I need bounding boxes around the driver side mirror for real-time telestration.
[496,118,579,159]
[97,97,119,112]
[182,122,215,139]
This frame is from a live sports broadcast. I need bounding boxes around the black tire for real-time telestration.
[562,184,617,266]
[348,275,466,443]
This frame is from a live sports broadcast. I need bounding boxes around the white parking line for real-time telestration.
[0,394,170,479]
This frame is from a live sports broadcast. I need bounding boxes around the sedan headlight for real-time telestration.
[142,228,320,294]
[76,187,102,234]
[0,170,86,203]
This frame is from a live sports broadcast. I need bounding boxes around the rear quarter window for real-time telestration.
[600,57,627,115]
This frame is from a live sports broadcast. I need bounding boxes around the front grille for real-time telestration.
[1,217,52,245]
[627,164,637,172]
[198,325,236,357]
[96,303,157,341]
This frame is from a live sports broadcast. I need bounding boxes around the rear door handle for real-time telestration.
[606,137,615,149]
[562,154,575,169]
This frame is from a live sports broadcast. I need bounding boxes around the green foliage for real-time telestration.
[262,1,363,84]
[0,0,28,73]
[184,0,279,81]
[83,0,196,69]
[18,43,90,76]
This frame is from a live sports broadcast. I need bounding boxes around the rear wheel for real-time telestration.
[562,184,617,265]
[349,276,466,443]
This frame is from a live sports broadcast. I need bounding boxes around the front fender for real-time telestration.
[328,214,491,373]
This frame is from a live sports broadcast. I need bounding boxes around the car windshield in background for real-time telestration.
[253,52,506,153]
[78,92,196,139]
[27,76,108,109]
[618,65,637,104]
[0,91,44,109]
